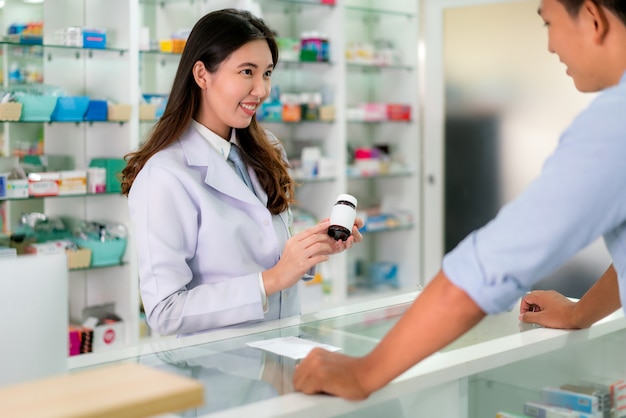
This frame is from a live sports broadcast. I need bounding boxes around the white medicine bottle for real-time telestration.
[328,194,358,241]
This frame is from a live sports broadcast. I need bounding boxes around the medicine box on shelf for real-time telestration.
[0,173,6,198]
[82,304,125,352]
[6,179,28,198]
[58,170,87,195]
[0,102,22,121]
[74,237,126,267]
[82,28,106,49]
[84,100,107,121]
[107,104,131,121]
[66,248,92,269]
[89,158,126,193]
[50,96,90,122]
[28,172,60,197]
[139,104,157,121]
[16,94,58,122]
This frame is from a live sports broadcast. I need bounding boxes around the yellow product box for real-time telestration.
[107,104,132,121]
[139,104,157,121]
[58,170,87,195]
[319,104,335,121]
[28,172,60,197]
[66,248,91,269]
[159,39,173,52]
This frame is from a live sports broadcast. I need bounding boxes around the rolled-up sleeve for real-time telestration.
[443,90,626,314]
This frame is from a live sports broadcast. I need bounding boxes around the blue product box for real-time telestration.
[256,102,282,122]
[542,387,599,414]
[51,96,90,122]
[84,100,108,121]
[0,173,6,199]
[368,262,399,289]
[82,29,106,49]
[142,94,168,118]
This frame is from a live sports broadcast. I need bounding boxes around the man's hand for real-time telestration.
[293,348,371,400]
[519,290,578,329]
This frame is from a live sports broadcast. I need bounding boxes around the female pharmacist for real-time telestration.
[121,9,362,336]
[294,0,626,400]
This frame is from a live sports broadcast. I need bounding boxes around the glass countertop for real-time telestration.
[308,300,527,352]
[72,294,540,417]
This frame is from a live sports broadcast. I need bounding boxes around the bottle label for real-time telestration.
[330,204,356,230]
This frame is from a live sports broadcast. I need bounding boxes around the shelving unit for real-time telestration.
[342,0,421,303]
[40,0,140,345]
[138,1,421,313]
[0,0,142,350]
[1,0,423,352]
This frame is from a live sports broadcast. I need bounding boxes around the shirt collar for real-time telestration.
[190,119,237,161]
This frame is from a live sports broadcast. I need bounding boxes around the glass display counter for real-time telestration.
[68,292,626,418]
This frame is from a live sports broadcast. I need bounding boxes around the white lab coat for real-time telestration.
[129,125,299,336]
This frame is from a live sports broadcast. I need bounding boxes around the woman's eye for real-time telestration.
[264,70,273,77]
[241,69,253,75]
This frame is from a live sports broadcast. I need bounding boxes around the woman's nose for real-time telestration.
[251,77,269,98]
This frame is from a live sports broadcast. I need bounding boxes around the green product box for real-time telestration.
[23,154,74,171]
[89,158,126,193]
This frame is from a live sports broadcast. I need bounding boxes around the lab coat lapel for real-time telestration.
[179,127,265,207]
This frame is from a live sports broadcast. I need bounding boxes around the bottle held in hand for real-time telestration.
[328,194,358,241]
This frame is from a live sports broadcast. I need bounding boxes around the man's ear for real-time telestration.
[583,0,609,43]
[192,61,208,89]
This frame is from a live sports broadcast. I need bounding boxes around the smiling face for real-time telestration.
[539,0,613,92]
[193,39,274,139]
[539,0,592,91]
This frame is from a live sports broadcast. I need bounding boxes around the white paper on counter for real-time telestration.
[246,336,341,360]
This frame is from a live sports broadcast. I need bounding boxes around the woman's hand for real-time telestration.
[262,218,364,295]
[263,221,336,295]
[324,216,364,255]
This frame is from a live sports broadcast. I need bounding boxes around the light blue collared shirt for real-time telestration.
[443,71,626,315]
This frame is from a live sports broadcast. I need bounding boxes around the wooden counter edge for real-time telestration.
[0,362,204,418]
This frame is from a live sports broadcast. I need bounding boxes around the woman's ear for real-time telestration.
[192,61,208,89]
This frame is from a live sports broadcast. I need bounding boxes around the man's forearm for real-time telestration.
[573,264,621,328]
[358,270,486,393]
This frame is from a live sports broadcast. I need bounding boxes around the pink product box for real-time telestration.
[68,327,82,356]
[360,103,387,121]
[87,167,106,194]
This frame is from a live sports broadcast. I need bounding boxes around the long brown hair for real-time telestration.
[121,9,295,215]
